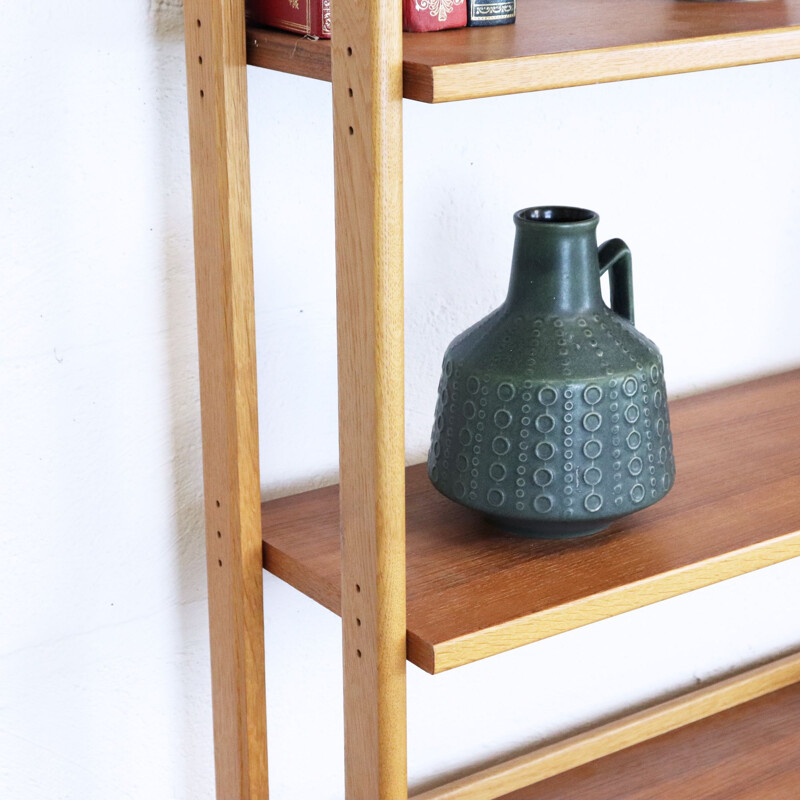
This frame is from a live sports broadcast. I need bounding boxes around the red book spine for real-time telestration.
[403,0,466,31]
[247,0,331,39]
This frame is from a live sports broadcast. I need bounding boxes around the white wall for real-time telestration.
[2,2,800,798]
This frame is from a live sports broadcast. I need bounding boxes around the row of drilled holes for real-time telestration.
[347,43,360,660]
[195,17,219,568]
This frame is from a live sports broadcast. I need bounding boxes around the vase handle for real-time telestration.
[598,238,634,325]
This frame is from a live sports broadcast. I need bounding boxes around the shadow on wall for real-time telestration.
[151,2,215,797]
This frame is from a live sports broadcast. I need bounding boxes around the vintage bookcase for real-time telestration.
[182,1,800,797]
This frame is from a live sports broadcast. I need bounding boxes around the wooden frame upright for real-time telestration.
[331,0,408,794]
[184,1,269,798]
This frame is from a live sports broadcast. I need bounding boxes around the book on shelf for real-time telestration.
[467,0,515,26]
[403,0,466,32]
[247,0,332,39]
[247,0,472,36]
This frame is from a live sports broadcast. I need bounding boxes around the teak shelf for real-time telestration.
[247,0,800,102]
[262,370,800,675]
[496,658,800,800]
[182,0,800,797]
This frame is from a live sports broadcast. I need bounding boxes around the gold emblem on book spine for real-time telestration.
[288,0,299,10]
[415,0,463,22]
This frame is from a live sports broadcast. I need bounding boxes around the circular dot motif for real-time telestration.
[583,385,604,405]
[467,376,480,395]
[445,360,453,377]
[584,493,603,513]
[489,462,506,482]
[583,440,602,459]
[653,389,663,408]
[584,466,603,486]
[583,412,602,432]
[533,468,553,487]
[456,454,469,472]
[651,365,660,383]
[535,414,556,433]
[627,430,642,450]
[463,401,476,419]
[497,382,516,402]
[492,436,511,455]
[656,419,666,437]
[494,409,512,429]
[455,481,466,498]
[628,457,643,476]
[487,488,505,507]
[538,386,558,406]
[534,495,553,513]
[624,404,641,424]
[430,465,438,482]
[459,428,472,446]
[535,441,555,461]
[630,483,646,503]
[623,377,638,397]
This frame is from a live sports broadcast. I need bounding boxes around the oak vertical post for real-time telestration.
[332,0,407,793]
[184,1,269,798]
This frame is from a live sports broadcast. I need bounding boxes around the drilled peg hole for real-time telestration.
[347,46,353,56]
[196,18,201,26]
[218,559,222,567]
[216,500,220,507]
[198,56,203,64]
[348,126,354,135]
[355,584,361,593]
[348,87,353,97]
[200,90,204,98]
[217,531,221,539]
[356,649,362,658]
[356,618,361,626]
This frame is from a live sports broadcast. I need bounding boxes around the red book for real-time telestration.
[247,0,466,38]
[247,0,331,39]
[403,0,466,32]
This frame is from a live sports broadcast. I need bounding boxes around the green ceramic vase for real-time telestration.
[427,206,676,538]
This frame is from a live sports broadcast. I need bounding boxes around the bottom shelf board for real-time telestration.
[261,369,800,674]
[498,672,800,799]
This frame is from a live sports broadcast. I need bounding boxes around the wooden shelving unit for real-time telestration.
[247,0,800,102]
[182,0,800,798]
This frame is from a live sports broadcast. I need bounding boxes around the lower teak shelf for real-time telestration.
[498,667,800,799]
[261,369,800,674]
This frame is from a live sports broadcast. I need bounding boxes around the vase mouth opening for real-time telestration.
[516,206,598,227]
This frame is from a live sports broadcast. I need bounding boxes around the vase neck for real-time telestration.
[506,207,603,317]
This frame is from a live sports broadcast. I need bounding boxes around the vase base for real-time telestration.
[485,514,614,539]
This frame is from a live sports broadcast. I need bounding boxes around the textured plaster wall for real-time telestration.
[2,2,800,798]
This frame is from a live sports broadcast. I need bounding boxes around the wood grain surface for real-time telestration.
[410,650,800,800]
[184,0,269,796]
[496,659,800,800]
[246,0,800,102]
[261,369,800,674]
[331,0,408,790]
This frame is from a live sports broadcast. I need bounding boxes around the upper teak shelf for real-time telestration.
[246,0,800,102]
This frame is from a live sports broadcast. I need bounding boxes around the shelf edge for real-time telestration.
[428,27,800,103]
[429,527,800,673]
